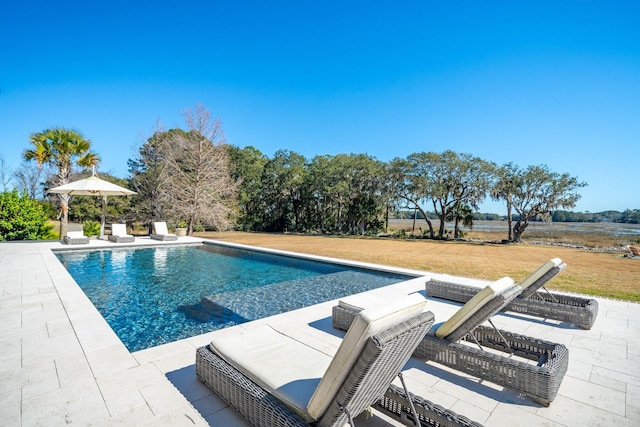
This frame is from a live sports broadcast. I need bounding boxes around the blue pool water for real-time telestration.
[55,244,410,351]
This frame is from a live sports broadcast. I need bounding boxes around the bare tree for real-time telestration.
[0,155,13,191]
[162,104,238,234]
[128,121,171,231]
[13,161,48,199]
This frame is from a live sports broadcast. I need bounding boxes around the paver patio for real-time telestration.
[1,238,638,426]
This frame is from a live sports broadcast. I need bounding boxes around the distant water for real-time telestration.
[389,219,640,236]
[55,244,410,352]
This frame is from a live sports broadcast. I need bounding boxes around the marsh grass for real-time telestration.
[389,219,640,249]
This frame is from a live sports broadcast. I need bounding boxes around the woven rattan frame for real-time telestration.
[518,264,565,299]
[377,384,484,427]
[416,327,568,406]
[197,311,474,427]
[63,236,89,245]
[332,285,569,406]
[425,279,598,329]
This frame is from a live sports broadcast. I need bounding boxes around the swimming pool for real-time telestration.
[55,243,411,351]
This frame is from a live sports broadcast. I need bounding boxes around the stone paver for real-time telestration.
[0,237,638,426]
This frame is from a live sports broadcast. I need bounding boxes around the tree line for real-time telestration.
[225,148,588,242]
[551,210,640,224]
[7,104,632,242]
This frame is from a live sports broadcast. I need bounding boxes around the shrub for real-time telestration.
[0,190,53,241]
[82,220,101,236]
[392,229,407,238]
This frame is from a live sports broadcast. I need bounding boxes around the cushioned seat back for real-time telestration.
[307,293,427,419]
[112,223,128,236]
[66,231,84,238]
[153,222,169,235]
[519,258,566,299]
[435,277,515,339]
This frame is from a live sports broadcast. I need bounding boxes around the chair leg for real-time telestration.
[487,319,514,354]
[397,373,420,427]
[541,286,559,303]
[465,332,485,351]
[339,406,355,427]
[464,320,515,355]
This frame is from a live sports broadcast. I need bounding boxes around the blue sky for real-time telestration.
[1,1,638,214]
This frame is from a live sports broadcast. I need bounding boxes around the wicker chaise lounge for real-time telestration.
[107,223,135,243]
[150,221,178,241]
[196,294,484,427]
[425,258,598,329]
[332,278,569,406]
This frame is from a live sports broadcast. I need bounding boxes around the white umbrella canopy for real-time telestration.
[48,174,136,239]
[47,175,137,196]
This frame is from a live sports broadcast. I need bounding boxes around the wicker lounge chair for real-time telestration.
[107,223,135,243]
[628,245,640,257]
[332,278,569,406]
[63,230,89,245]
[197,294,484,427]
[150,221,178,241]
[425,258,598,329]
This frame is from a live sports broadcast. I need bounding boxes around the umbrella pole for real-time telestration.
[101,195,107,239]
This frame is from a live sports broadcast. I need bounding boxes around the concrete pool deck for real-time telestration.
[1,238,638,426]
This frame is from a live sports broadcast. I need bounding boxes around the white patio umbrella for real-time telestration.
[48,173,136,239]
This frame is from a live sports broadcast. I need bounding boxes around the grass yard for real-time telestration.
[196,231,640,302]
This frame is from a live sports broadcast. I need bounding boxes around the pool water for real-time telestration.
[55,244,410,351]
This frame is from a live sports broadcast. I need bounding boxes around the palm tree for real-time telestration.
[448,203,474,238]
[23,128,100,238]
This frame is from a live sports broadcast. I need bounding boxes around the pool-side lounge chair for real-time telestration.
[196,294,484,427]
[332,278,569,406]
[108,223,135,243]
[63,230,89,245]
[425,258,598,329]
[150,221,178,241]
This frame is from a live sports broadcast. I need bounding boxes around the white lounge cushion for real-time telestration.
[337,293,387,312]
[210,293,427,422]
[432,274,490,289]
[307,293,427,419]
[66,231,85,238]
[435,277,514,338]
[153,221,171,235]
[111,223,131,237]
[210,325,330,422]
[519,258,563,290]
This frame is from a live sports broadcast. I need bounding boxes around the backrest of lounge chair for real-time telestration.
[308,293,428,420]
[153,222,169,235]
[319,310,435,427]
[112,223,127,236]
[518,258,566,299]
[436,277,520,341]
